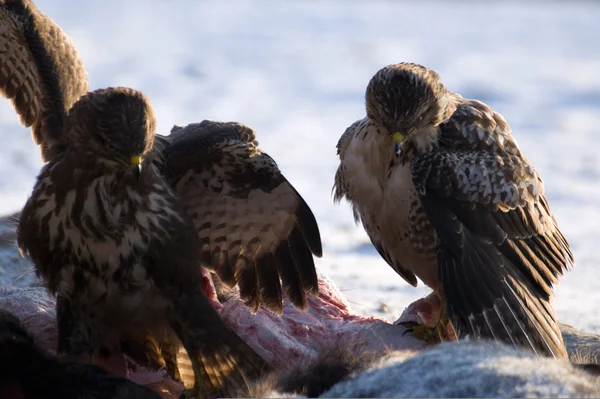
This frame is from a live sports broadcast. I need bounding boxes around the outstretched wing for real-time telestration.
[161,120,322,314]
[0,0,89,161]
[413,98,573,358]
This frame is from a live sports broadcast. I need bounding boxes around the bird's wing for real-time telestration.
[412,98,573,358]
[161,120,322,314]
[0,0,89,161]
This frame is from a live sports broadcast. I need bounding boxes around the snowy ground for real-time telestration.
[0,1,599,332]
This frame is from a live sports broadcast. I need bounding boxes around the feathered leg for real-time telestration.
[160,338,183,382]
[56,295,99,363]
[397,294,457,344]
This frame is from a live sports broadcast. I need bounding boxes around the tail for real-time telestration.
[169,290,272,397]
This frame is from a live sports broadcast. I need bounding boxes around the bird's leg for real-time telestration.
[399,321,443,344]
[397,294,456,344]
[56,295,99,364]
[120,336,166,372]
[160,338,182,382]
[167,290,271,399]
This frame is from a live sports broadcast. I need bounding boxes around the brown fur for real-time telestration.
[240,340,389,398]
[0,308,162,399]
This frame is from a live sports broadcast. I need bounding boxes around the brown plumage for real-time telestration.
[1,0,322,396]
[334,62,573,359]
[1,0,321,316]
[17,87,270,397]
[163,121,321,314]
[0,0,88,161]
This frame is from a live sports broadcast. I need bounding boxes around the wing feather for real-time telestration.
[162,120,322,313]
[0,0,89,161]
[413,98,572,358]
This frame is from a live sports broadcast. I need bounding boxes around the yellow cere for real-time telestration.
[392,132,404,143]
[130,155,142,166]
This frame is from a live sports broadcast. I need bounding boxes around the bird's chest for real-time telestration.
[383,163,438,263]
[351,159,422,245]
[344,151,438,284]
[23,168,177,299]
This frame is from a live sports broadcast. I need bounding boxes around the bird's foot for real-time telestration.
[395,292,442,327]
[395,293,457,344]
[398,321,444,344]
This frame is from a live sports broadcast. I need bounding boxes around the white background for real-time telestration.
[1,1,598,332]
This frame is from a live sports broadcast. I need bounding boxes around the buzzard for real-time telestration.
[334,62,573,359]
[1,0,321,396]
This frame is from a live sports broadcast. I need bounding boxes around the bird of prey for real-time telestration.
[1,0,322,396]
[334,62,573,359]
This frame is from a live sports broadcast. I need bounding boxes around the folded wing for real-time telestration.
[412,99,573,358]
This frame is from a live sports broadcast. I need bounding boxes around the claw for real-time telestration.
[397,320,419,337]
[397,316,455,344]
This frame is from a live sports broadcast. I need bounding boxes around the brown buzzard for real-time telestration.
[334,62,573,359]
[1,0,321,396]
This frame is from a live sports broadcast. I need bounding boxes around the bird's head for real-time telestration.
[365,63,449,155]
[64,87,156,178]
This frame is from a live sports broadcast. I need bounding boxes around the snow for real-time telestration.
[1,0,599,333]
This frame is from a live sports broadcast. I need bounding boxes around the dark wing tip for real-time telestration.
[165,121,321,311]
[449,282,569,360]
[255,253,284,315]
[288,225,319,296]
[422,193,569,359]
[289,181,323,258]
[370,238,418,287]
[233,256,261,315]
[273,239,308,310]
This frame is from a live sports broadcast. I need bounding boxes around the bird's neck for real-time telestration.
[398,125,441,164]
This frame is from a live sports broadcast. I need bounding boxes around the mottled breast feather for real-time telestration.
[0,0,89,162]
[16,149,188,297]
[333,118,421,287]
[162,120,322,314]
[412,97,573,358]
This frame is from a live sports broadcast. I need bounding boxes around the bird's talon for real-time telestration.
[396,320,419,329]
[399,321,444,344]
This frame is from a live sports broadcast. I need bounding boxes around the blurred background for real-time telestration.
[1,1,599,331]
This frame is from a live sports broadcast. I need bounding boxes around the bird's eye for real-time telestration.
[104,140,116,151]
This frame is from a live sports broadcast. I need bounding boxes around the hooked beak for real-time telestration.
[130,155,143,179]
[392,132,404,156]
[117,155,143,179]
